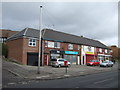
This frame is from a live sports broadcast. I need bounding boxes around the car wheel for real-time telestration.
[67,64,71,67]
[58,64,61,68]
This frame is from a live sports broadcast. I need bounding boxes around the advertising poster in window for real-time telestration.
[84,46,95,55]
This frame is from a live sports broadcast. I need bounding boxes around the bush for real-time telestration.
[2,43,8,58]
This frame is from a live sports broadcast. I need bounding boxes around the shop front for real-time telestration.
[104,55,112,61]
[64,51,79,65]
[98,54,105,63]
[50,49,61,59]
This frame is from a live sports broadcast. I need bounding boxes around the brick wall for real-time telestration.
[22,38,39,65]
[6,38,24,64]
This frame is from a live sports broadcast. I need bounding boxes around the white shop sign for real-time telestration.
[51,54,60,56]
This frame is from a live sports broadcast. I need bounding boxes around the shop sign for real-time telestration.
[86,52,94,55]
[51,54,60,56]
[65,51,78,55]
[50,50,60,54]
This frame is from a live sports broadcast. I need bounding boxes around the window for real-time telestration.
[48,41,54,48]
[110,50,112,53]
[105,49,108,53]
[58,59,64,62]
[45,41,48,47]
[68,44,73,50]
[78,45,80,50]
[88,46,92,52]
[99,48,102,53]
[54,42,60,48]
[28,39,36,46]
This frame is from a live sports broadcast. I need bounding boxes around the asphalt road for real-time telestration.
[4,70,118,88]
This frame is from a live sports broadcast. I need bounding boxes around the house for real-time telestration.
[0,29,19,43]
[109,45,119,60]
[6,28,112,66]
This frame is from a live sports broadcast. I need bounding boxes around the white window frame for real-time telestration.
[68,44,73,50]
[28,39,36,47]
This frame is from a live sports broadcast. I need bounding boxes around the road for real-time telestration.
[4,70,118,88]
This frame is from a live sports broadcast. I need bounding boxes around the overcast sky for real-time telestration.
[1,2,118,47]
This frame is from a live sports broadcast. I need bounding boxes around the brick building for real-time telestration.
[0,29,19,43]
[6,28,112,66]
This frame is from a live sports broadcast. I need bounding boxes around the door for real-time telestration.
[44,55,49,65]
[86,55,94,64]
[27,53,39,66]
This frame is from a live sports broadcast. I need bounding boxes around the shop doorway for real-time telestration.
[64,55,77,64]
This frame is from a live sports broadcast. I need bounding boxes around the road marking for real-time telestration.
[36,75,50,79]
[94,78,114,84]
[8,83,16,85]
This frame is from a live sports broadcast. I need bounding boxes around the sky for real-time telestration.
[1,1,118,47]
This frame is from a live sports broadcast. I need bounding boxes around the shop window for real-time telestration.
[28,39,36,47]
[68,44,73,50]
[54,42,60,48]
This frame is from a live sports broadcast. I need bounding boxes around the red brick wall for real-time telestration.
[7,38,39,65]
[7,38,81,65]
[6,38,24,64]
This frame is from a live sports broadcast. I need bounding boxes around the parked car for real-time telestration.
[50,58,71,68]
[100,60,113,67]
[87,60,100,66]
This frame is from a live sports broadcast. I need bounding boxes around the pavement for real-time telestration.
[2,57,118,81]
[0,57,2,90]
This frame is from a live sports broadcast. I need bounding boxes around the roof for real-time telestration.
[0,29,19,38]
[7,28,109,49]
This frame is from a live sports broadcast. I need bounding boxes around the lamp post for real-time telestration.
[37,6,42,74]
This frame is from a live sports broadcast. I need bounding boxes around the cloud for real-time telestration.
[2,2,118,47]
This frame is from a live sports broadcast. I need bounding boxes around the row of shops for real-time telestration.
[27,48,112,66]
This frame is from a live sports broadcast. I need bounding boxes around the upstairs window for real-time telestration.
[45,41,48,47]
[48,41,54,48]
[29,39,36,47]
[68,44,73,50]
[54,42,60,48]
[105,49,108,53]
[88,46,92,52]
[99,48,102,53]
[78,45,80,50]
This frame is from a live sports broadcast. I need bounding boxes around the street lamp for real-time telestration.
[37,6,42,74]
